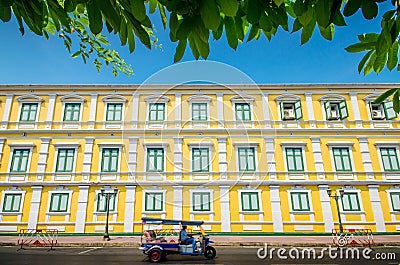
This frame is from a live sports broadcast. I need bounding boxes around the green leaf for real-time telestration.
[212,19,224,40]
[127,28,136,53]
[71,50,82,58]
[387,41,399,71]
[315,0,331,28]
[188,33,200,59]
[131,0,146,22]
[358,50,373,73]
[97,0,121,32]
[274,0,284,6]
[298,7,313,26]
[235,16,245,41]
[0,6,11,22]
[119,17,128,46]
[301,17,316,45]
[294,0,308,17]
[259,13,272,32]
[87,0,103,35]
[193,17,209,43]
[200,0,220,31]
[247,0,262,24]
[345,42,376,53]
[363,52,376,75]
[318,24,334,40]
[176,17,192,40]
[174,39,187,62]
[394,90,400,113]
[332,12,347,26]
[292,18,302,33]
[216,0,239,17]
[343,0,362,17]
[361,0,378,20]
[64,0,76,12]
[357,33,379,43]
[374,87,398,104]
[149,0,157,14]
[169,12,179,41]
[158,3,167,29]
[373,52,387,73]
[247,24,260,42]
[224,16,238,49]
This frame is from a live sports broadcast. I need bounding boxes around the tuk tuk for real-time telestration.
[139,217,216,262]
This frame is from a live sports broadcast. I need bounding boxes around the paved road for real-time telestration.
[0,246,399,265]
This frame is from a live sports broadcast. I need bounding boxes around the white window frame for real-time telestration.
[188,141,214,180]
[16,95,43,129]
[97,143,123,180]
[46,188,73,217]
[237,188,263,214]
[386,188,400,213]
[60,95,85,129]
[275,94,303,121]
[143,142,169,180]
[326,142,356,180]
[142,188,166,216]
[364,94,397,121]
[340,188,364,214]
[187,95,212,127]
[374,142,400,179]
[102,95,127,128]
[319,95,348,122]
[287,188,313,213]
[189,188,214,214]
[7,142,35,181]
[94,188,119,214]
[233,142,259,179]
[145,95,170,128]
[0,188,26,215]
[231,95,255,127]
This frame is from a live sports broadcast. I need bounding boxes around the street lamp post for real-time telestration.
[327,188,345,233]
[101,187,118,241]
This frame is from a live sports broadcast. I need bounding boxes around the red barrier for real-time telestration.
[331,228,374,247]
[18,229,58,250]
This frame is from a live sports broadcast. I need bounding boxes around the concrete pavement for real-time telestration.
[1,234,400,247]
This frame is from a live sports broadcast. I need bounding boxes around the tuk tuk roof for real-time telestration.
[141,217,204,226]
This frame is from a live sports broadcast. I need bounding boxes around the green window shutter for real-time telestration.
[324,101,332,120]
[332,147,352,171]
[380,147,400,171]
[192,103,207,121]
[192,148,210,172]
[285,148,304,172]
[147,148,164,172]
[56,149,75,173]
[10,149,29,173]
[279,102,284,120]
[145,192,163,211]
[20,103,38,122]
[339,100,349,119]
[241,192,259,211]
[238,148,256,172]
[294,100,303,120]
[390,193,400,211]
[235,103,251,121]
[290,192,310,211]
[2,194,22,212]
[49,193,69,212]
[383,101,397,120]
[101,148,119,172]
[341,193,361,211]
[106,103,123,121]
[149,103,165,121]
[96,193,116,212]
[192,192,211,211]
[63,103,81,121]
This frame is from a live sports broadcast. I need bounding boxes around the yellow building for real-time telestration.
[0,84,399,234]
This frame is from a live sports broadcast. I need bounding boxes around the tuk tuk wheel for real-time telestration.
[148,249,163,263]
[204,246,216,260]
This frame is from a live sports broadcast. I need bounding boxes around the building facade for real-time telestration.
[0,84,399,234]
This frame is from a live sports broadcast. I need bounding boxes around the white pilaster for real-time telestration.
[131,93,139,128]
[128,137,138,180]
[220,186,231,232]
[311,137,325,179]
[173,186,183,221]
[174,137,183,180]
[27,186,43,229]
[75,186,89,233]
[175,93,181,128]
[265,138,276,179]
[1,94,13,129]
[350,92,362,127]
[305,93,316,128]
[36,137,51,181]
[0,138,5,166]
[218,137,227,179]
[124,186,136,232]
[270,185,283,232]
[358,137,374,179]
[82,137,94,181]
[318,185,334,232]
[368,185,386,232]
[216,93,224,127]
[88,93,98,129]
[45,93,56,129]
[262,93,271,128]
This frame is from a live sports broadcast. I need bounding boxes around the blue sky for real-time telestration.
[0,3,398,85]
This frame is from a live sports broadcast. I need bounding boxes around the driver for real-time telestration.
[180,225,197,252]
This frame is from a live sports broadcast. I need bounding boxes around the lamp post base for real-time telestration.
[103,233,110,241]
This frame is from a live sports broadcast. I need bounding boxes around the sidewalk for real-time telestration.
[1,235,400,247]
